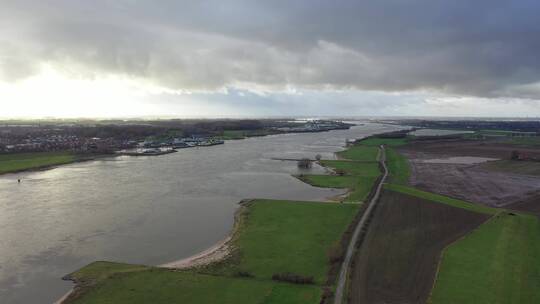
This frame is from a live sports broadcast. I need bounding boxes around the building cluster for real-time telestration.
[0,133,137,154]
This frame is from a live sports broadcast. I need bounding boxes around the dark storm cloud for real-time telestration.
[1,0,540,98]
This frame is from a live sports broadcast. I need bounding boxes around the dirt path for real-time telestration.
[334,145,387,304]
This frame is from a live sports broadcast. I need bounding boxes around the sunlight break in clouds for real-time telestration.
[1,1,540,117]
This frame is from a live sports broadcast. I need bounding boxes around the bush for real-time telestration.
[320,287,334,304]
[334,169,346,176]
[271,272,314,284]
[235,271,253,278]
[327,246,344,264]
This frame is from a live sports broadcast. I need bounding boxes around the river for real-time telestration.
[0,122,400,304]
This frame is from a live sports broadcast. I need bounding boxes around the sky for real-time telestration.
[1,0,540,118]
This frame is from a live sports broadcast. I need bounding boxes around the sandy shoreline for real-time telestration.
[160,235,232,269]
[160,200,252,269]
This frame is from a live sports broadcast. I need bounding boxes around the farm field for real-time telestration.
[430,212,540,304]
[348,189,490,304]
[400,148,540,207]
[480,160,540,176]
[0,151,78,174]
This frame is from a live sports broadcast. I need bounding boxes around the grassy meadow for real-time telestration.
[0,152,78,174]
[430,212,540,304]
[385,184,497,215]
[68,263,321,304]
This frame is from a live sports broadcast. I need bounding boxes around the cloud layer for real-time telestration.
[1,0,540,99]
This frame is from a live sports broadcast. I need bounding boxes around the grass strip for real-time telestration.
[384,184,497,215]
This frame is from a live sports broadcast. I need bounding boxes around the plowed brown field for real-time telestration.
[348,190,489,304]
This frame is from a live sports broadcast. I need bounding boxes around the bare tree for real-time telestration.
[297,158,312,169]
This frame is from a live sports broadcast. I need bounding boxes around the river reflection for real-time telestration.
[0,122,401,303]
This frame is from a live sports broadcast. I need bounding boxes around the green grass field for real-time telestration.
[336,145,379,161]
[67,263,321,304]
[358,137,408,147]
[218,199,359,283]
[299,175,377,202]
[429,212,540,304]
[385,148,410,184]
[0,152,78,174]
[384,184,497,215]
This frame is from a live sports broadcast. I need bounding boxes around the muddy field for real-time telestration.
[404,139,540,159]
[400,139,540,208]
[348,190,489,304]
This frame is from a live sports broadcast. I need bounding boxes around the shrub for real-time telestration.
[271,272,314,284]
[327,246,344,264]
[334,169,346,176]
[235,271,253,278]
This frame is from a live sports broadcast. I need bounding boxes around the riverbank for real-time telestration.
[0,152,113,175]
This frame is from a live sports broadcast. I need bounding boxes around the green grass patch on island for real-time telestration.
[0,152,78,174]
[430,212,540,304]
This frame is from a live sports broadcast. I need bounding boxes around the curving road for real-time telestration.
[334,145,388,304]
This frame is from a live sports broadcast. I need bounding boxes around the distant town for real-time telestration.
[0,119,352,155]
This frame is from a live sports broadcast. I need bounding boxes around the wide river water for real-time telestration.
[0,122,400,304]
